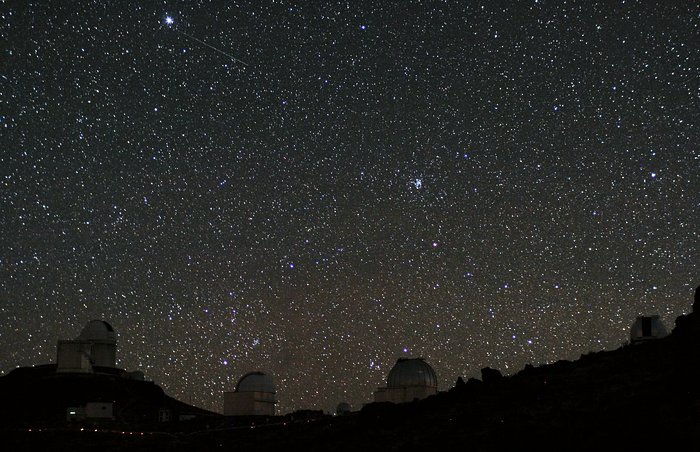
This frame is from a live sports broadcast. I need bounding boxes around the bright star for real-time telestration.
[164,16,174,26]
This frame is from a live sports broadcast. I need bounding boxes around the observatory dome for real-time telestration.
[387,358,437,388]
[78,320,116,343]
[630,315,668,343]
[336,402,351,415]
[235,372,275,393]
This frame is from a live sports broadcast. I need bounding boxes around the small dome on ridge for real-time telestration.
[235,372,275,393]
[387,358,437,388]
[78,320,116,343]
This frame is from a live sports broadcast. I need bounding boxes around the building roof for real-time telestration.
[235,372,275,393]
[78,320,116,343]
[387,358,437,388]
[336,402,351,414]
[630,315,668,341]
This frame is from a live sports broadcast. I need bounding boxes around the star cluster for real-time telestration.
[1,1,697,414]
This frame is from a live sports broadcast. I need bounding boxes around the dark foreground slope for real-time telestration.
[0,365,220,433]
[183,312,700,452]
[3,288,700,451]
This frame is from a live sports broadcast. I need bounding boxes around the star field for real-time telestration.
[1,1,697,414]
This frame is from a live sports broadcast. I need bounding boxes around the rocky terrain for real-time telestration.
[2,287,699,451]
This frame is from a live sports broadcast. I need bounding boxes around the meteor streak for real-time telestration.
[163,16,247,66]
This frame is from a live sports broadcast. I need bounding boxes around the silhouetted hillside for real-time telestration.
[2,287,700,451]
[0,364,220,432]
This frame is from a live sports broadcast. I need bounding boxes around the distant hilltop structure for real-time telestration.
[56,319,117,372]
[630,315,668,344]
[224,371,277,416]
[0,318,220,429]
[374,357,438,404]
[336,402,351,416]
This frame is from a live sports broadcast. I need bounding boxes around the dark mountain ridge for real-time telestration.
[2,286,699,451]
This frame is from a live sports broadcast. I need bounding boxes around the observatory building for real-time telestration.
[336,402,351,416]
[374,357,438,404]
[223,372,277,416]
[56,320,117,372]
[630,315,668,344]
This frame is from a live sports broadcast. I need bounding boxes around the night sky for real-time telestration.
[1,1,697,415]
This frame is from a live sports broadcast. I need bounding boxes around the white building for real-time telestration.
[374,357,438,404]
[57,320,117,372]
[66,402,114,422]
[630,315,668,344]
[223,372,277,416]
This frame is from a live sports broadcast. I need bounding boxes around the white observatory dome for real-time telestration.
[235,372,275,393]
[630,315,668,343]
[387,358,437,388]
[78,320,116,343]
